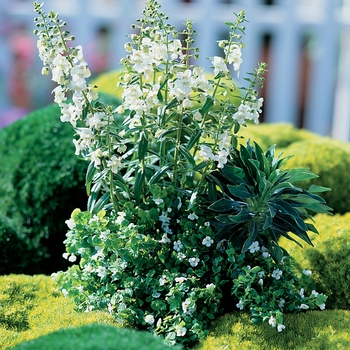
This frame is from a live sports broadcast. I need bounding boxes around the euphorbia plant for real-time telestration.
[33,0,330,347]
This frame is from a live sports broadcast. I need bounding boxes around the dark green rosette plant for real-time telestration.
[33,0,330,347]
[206,141,332,263]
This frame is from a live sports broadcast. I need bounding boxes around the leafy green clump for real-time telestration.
[280,212,350,310]
[192,310,350,350]
[0,275,116,350]
[207,141,332,263]
[283,138,350,214]
[238,122,320,150]
[0,93,120,274]
[12,324,183,350]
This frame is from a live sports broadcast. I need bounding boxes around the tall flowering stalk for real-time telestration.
[33,1,328,347]
[34,1,266,213]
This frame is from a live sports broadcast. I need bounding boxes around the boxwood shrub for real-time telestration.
[279,212,350,310]
[0,274,116,349]
[12,324,183,350]
[0,93,120,274]
[282,138,350,214]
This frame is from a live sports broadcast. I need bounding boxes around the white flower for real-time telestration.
[188,212,199,221]
[96,266,107,278]
[175,326,187,337]
[311,290,319,297]
[206,283,215,289]
[173,240,183,252]
[116,211,126,225]
[145,314,155,325]
[204,221,210,227]
[159,276,167,286]
[299,288,305,298]
[277,324,285,332]
[175,277,187,283]
[62,289,69,297]
[202,236,214,247]
[90,148,103,167]
[65,218,76,229]
[236,300,244,310]
[214,149,229,168]
[62,252,69,260]
[258,278,264,286]
[271,269,283,280]
[107,155,122,174]
[153,198,164,205]
[189,257,200,267]
[302,269,312,276]
[248,241,260,254]
[212,56,228,77]
[278,298,285,310]
[299,304,310,310]
[177,252,186,260]
[68,254,77,262]
[225,43,242,76]
[268,316,276,327]
[319,303,326,310]
[159,234,171,244]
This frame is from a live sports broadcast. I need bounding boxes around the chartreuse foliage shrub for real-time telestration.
[0,275,116,350]
[0,93,120,275]
[12,324,183,350]
[238,122,320,150]
[192,310,350,350]
[282,138,350,214]
[279,212,350,310]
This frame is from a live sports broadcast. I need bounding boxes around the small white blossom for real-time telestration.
[277,324,285,332]
[68,254,77,262]
[278,298,286,310]
[175,277,187,283]
[145,314,155,325]
[212,56,229,76]
[236,300,244,310]
[248,241,260,254]
[299,288,305,298]
[189,257,200,267]
[65,218,76,229]
[271,269,283,280]
[173,240,183,252]
[153,198,164,205]
[299,304,310,310]
[319,303,326,310]
[202,236,214,247]
[62,289,69,298]
[116,211,126,225]
[176,326,187,337]
[177,252,186,260]
[268,316,276,327]
[258,278,264,286]
[159,234,171,244]
[311,290,319,297]
[188,212,199,221]
[302,269,312,276]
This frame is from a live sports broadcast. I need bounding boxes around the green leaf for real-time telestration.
[87,182,101,213]
[166,98,179,110]
[209,198,243,212]
[228,184,253,198]
[200,96,214,115]
[228,210,251,224]
[149,165,172,185]
[138,132,148,161]
[307,184,331,193]
[85,161,96,196]
[91,191,110,214]
[134,168,145,202]
[179,145,196,166]
[288,168,319,183]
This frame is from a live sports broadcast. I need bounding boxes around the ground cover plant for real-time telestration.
[32,0,331,348]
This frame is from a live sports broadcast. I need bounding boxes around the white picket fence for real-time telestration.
[1,0,350,140]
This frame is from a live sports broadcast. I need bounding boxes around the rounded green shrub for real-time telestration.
[12,324,183,350]
[281,138,350,214]
[192,310,350,350]
[0,93,121,274]
[279,212,350,310]
[0,274,116,349]
[238,122,320,150]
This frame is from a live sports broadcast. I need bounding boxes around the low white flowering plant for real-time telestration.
[34,0,330,347]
